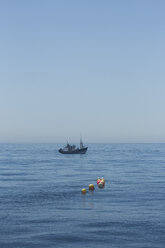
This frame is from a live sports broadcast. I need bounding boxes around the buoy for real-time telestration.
[97,177,105,185]
[97,177,105,188]
[81,188,87,194]
[97,178,101,184]
[98,182,104,188]
[89,184,95,190]
[101,178,105,185]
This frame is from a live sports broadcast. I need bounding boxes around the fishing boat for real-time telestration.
[58,139,88,154]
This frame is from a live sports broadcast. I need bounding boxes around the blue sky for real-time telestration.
[0,0,165,142]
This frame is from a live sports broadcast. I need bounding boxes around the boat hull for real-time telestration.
[58,147,88,154]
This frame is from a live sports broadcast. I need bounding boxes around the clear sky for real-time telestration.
[0,0,165,143]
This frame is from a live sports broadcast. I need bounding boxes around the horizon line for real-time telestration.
[0,141,165,144]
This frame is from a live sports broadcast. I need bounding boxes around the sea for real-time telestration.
[0,143,165,248]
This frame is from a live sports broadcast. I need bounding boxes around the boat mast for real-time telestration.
[80,135,83,149]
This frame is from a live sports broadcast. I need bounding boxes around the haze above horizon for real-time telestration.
[1,0,165,143]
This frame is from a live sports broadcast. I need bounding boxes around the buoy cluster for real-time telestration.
[81,177,105,194]
[97,177,105,188]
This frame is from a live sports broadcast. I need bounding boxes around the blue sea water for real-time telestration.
[0,143,165,248]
